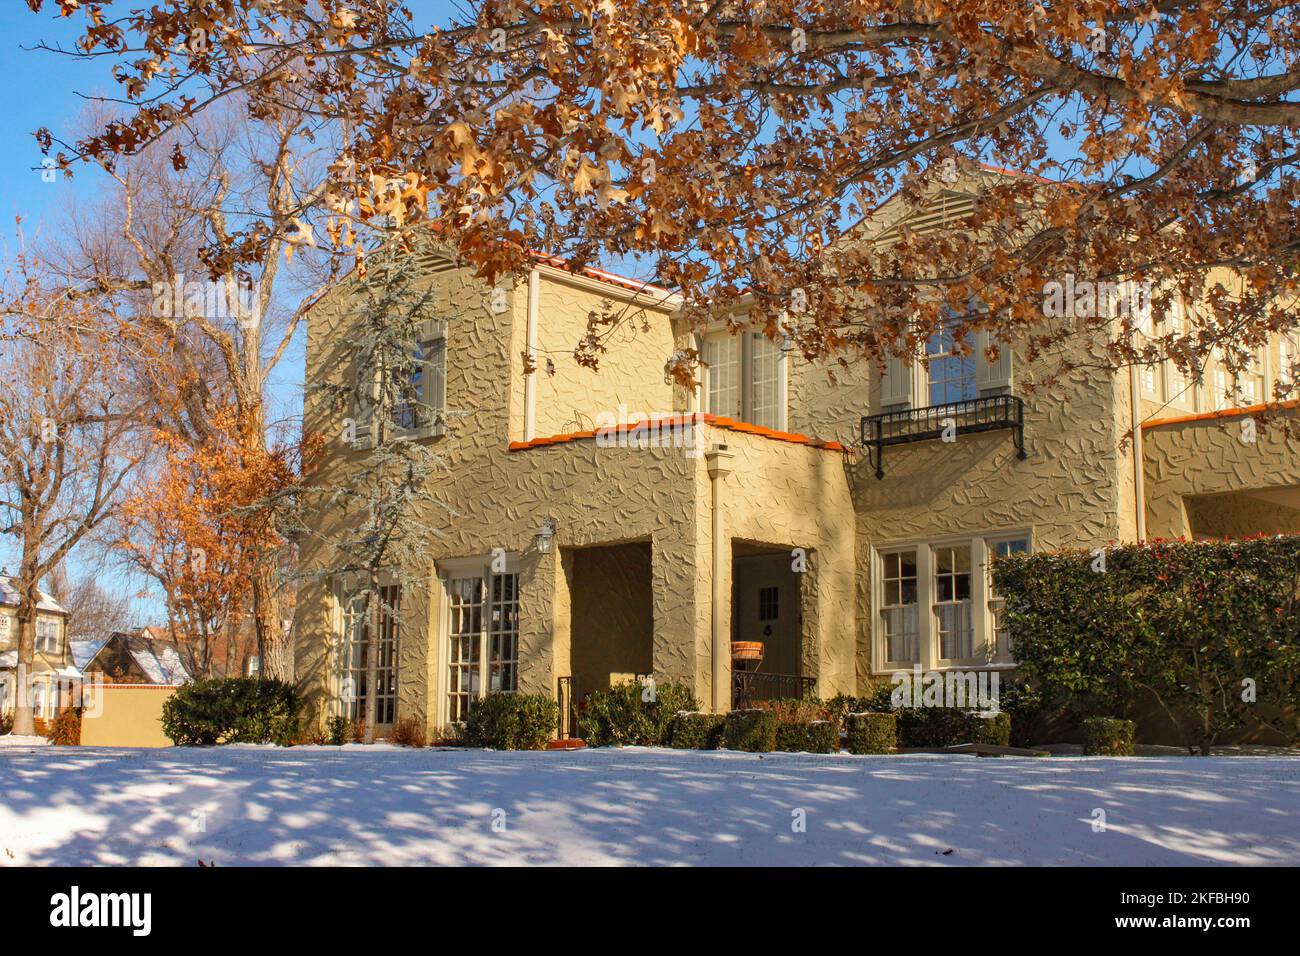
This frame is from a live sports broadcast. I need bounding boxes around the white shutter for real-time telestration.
[975,330,1013,394]
[352,360,375,449]
[879,351,913,407]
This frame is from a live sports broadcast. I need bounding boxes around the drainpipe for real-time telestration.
[1129,366,1147,542]
[705,445,734,713]
[523,268,540,441]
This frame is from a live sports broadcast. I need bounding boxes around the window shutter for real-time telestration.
[426,335,446,428]
[975,330,1013,393]
[352,361,375,449]
[879,351,913,407]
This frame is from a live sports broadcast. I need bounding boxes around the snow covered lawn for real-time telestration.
[2,745,1297,866]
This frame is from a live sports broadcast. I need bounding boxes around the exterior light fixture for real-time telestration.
[533,516,557,554]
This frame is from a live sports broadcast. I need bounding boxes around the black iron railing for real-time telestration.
[732,671,817,709]
[860,394,1027,479]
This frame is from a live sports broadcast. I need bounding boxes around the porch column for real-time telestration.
[706,446,734,713]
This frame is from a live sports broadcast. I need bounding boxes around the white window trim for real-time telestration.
[436,553,523,727]
[391,318,448,442]
[871,528,1032,674]
[330,575,401,724]
[697,325,789,432]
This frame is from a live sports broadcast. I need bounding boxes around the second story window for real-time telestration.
[36,617,61,655]
[394,331,446,433]
[701,330,784,430]
[925,319,978,405]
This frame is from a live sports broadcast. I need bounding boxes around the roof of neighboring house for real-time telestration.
[69,638,108,671]
[0,650,15,670]
[0,577,68,615]
[83,631,192,684]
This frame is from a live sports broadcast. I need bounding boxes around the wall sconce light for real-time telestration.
[533,516,557,554]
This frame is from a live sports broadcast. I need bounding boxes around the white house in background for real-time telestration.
[0,576,78,720]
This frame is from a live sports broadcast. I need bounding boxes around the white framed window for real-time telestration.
[874,530,1030,672]
[987,536,1030,660]
[933,544,974,662]
[441,560,521,725]
[1277,333,1300,397]
[701,329,786,429]
[394,322,447,434]
[332,583,400,725]
[0,614,11,642]
[925,318,978,405]
[36,617,61,655]
[879,549,920,667]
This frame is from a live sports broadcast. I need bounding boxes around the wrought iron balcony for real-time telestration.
[732,671,817,709]
[860,394,1027,479]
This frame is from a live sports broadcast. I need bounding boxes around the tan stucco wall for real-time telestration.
[79,684,177,748]
[1143,407,1300,539]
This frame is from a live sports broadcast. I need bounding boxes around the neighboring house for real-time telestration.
[78,627,193,686]
[293,166,1300,737]
[0,576,78,720]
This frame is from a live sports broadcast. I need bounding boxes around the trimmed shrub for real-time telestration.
[974,710,1012,747]
[461,693,557,750]
[845,712,896,754]
[994,536,1300,754]
[1081,717,1136,756]
[386,716,427,748]
[576,680,698,747]
[0,712,13,735]
[826,683,893,725]
[46,707,82,746]
[668,711,726,749]
[776,719,840,753]
[723,709,777,752]
[161,678,300,746]
[895,706,1009,748]
[750,697,831,723]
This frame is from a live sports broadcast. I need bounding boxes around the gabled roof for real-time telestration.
[83,630,191,684]
[0,577,68,615]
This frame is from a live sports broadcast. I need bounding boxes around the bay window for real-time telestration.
[880,550,920,667]
[36,617,61,655]
[933,544,973,661]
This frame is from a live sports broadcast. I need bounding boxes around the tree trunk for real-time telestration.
[10,593,38,737]
[251,554,287,679]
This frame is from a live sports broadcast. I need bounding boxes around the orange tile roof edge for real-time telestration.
[507,414,845,452]
[1143,398,1300,429]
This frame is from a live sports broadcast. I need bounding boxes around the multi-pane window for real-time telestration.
[933,545,973,660]
[446,570,521,723]
[990,537,1029,657]
[1279,334,1300,395]
[881,550,919,665]
[395,331,446,432]
[334,584,400,725]
[758,586,779,622]
[701,330,783,429]
[36,618,60,655]
[925,318,977,405]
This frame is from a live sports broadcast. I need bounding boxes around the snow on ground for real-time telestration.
[1,745,1297,866]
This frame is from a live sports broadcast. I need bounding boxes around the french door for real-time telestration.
[445,569,520,723]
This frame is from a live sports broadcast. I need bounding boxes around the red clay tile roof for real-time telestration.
[507,413,845,452]
[1143,398,1300,429]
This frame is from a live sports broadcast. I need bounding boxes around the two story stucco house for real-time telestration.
[0,576,76,721]
[293,166,1300,738]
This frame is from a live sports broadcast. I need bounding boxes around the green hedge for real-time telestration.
[668,712,726,749]
[161,678,300,746]
[462,693,557,750]
[1081,717,1136,756]
[775,719,840,753]
[894,706,1009,747]
[723,709,778,752]
[994,536,1300,753]
[577,680,698,747]
[845,712,896,754]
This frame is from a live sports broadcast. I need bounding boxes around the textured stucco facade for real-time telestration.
[295,241,1300,738]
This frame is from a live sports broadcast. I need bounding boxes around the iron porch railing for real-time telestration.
[732,671,817,709]
[860,394,1027,480]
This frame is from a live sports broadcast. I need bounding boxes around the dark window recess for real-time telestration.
[758,586,779,621]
